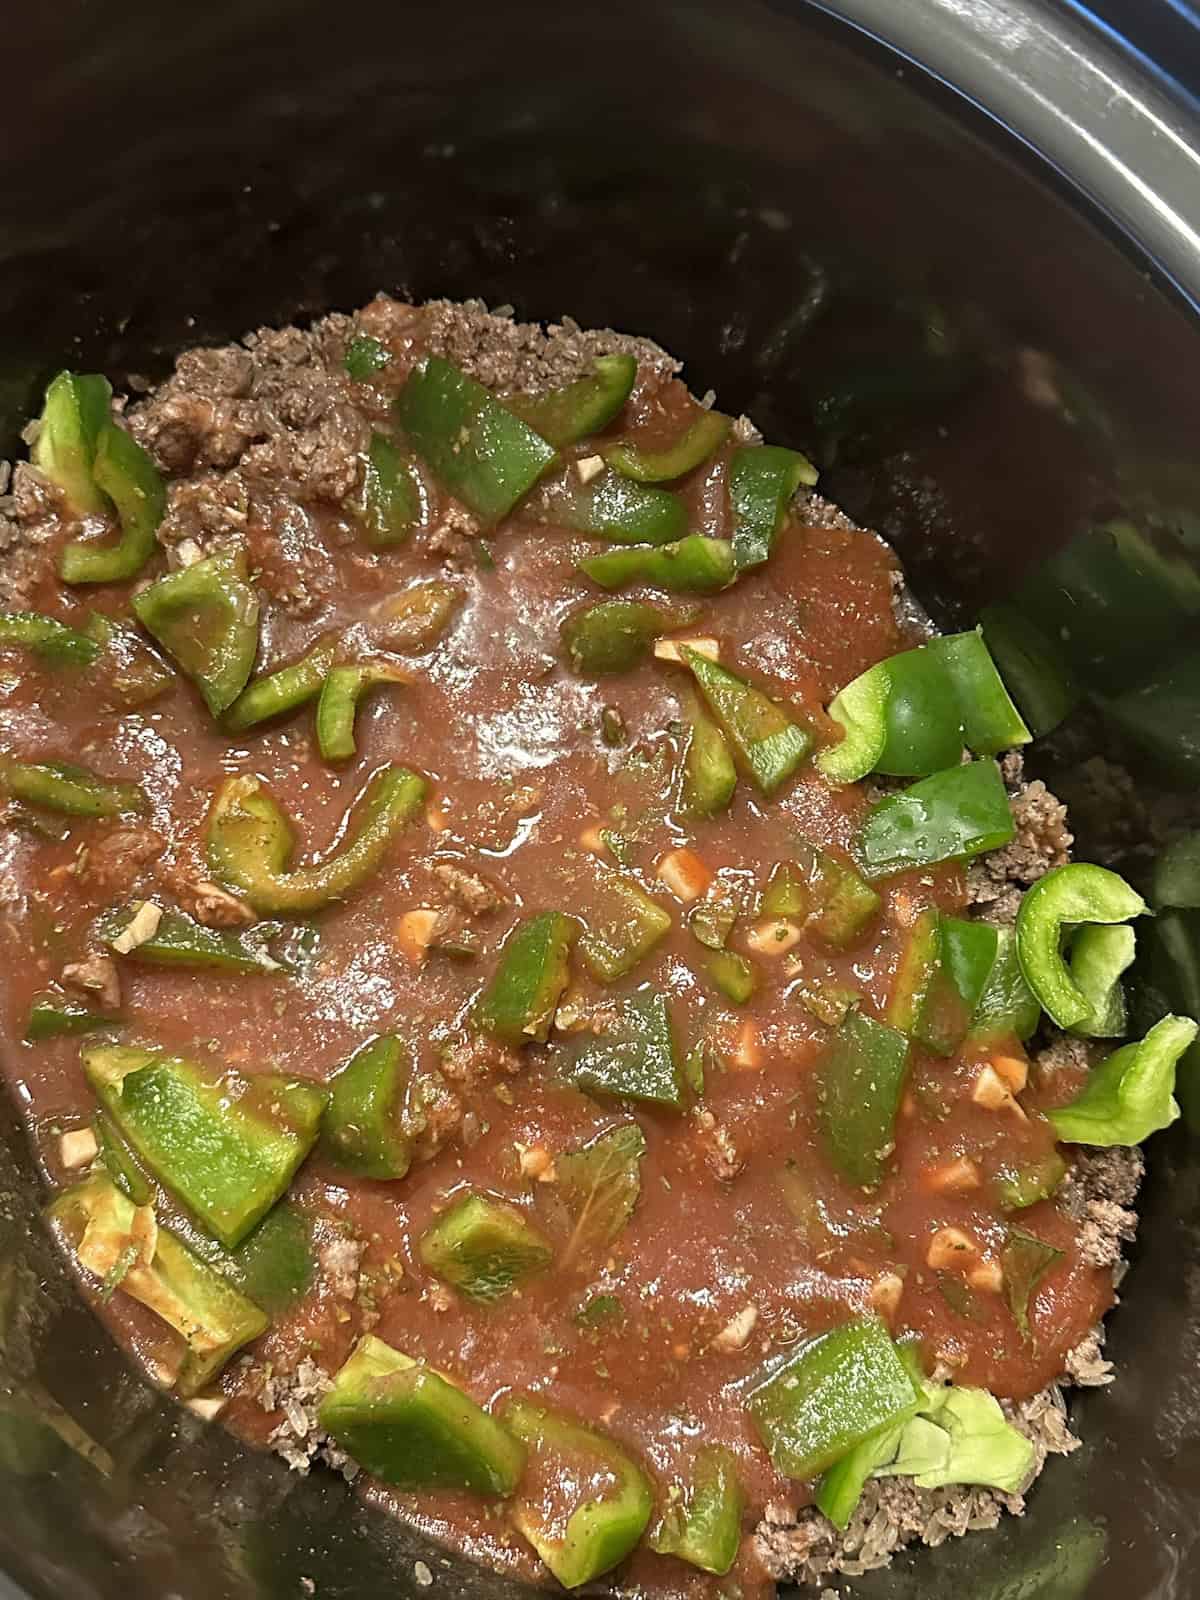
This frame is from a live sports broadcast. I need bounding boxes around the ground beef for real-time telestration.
[1060,1147,1144,1268]
[967,757,1073,924]
[76,825,166,900]
[432,862,506,916]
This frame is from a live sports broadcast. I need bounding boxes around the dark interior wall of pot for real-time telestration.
[1,2,1199,1597]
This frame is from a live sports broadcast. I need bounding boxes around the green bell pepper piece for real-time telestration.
[0,612,100,667]
[888,911,999,1056]
[858,759,1015,880]
[344,335,392,380]
[60,424,165,585]
[705,948,759,1005]
[885,908,939,1036]
[929,628,1031,756]
[578,868,672,982]
[359,432,423,547]
[563,989,683,1107]
[83,610,174,707]
[25,992,118,1041]
[419,1192,553,1303]
[320,1334,525,1493]
[501,1398,654,1588]
[31,371,113,516]
[315,662,408,762]
[209,1201,315,1315]
[762,843,881,948]
[83,1043,327,1249]
[324,1035,413,1179]
[1066,923,1135,1039]
[1014,863,1146,1029]
[730,444,818,571]
[132,548,260,716]
[749,1316,920,1480]
[681,647,812,795]
[651,1445,745,1575]
[207,765,425,915]
[978,602,1080,738]
[816,1009,910,1188]
[508,354,637,447]
[680,697,737,816]
[994,1151,1068,1211]
[95,1110,155,1205]
[816,662,890,784]
[604,407,730,483]
[970,925,1041,1043]
[534,467,688,545]
[395,356,558,525]
[1001,1227,1062,1339]
[816,1413,912,1531]
[223,632,341,733]
[0,759,146,818]
[823,648,962,782]
[100,904,281,974]
[579,536,735,595]
[473,912,577,1044]
[48,1174,269,1395]
[1047,1014,1196,1146]
[560,600,699,677]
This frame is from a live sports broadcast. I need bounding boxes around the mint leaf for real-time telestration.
[557,1124,646,1268]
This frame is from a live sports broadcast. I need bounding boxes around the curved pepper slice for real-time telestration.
[816,1009,910,1188]
[207,765,425,915]
[604,407,730,483]
[359,432,424,547]
[60,424,166,585]
[31,371,112,516]
[1066,923,1136,1039]
[395,356,558,525]
[561,600,700,677]
[730,444,818,571]
[83,1042,327,1249]
[993,1150,1068,1211]
[763,843,881,948]
[651,1445,745,1576]
[501,1398,654,1588]
[1047,1014,1196,1146]
[473,912,577,1044]
[207,1201,315,1316]
[929,628,1031,756]
[25,991,118,1041]
[681,698,737,816]
[579,536,734,595]
[564,989,683,1108]
[508,354,637,448]
[316,662,409,762]
[978,602,1080,739]
[0,612,100,667]
[820,649,962,781]
[533,467,688,545]
[132,548,260,716]
[100,904,281,974]
[419,1193,553,1303]
[223,631,342,733]
[1014,863,1145,1029]
[681,647,812,795]
[324,1035,413,1179]
[320,1334,525,1493]
[887,911,999,1057]
[858,759,1014,880]
[0,758,146,817]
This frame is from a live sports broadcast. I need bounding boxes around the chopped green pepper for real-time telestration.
[207,765,425,915]
[681,647,812,795]
[395,356,558,525]
[749,1316,920,1480]
[1066,923,1135,1039]
[580,535,734,595]
[205,1201,315,1315]
[95,1110,154,1205]
[533,467,688,545]
[25,991,118,1041]
[60,424,165,586]
[1047,1014,1196,1146]
[1014,863,1145,1029]
[929,628,1031,756]
[344,335,392,380]
[419,1192,553,1303]
[501,1398,654,1588]
[0,612,100,667]
[994,1151,1068,1212]
[578,868,672,982]
[680,698,737,816]
[324,1035,413,1179]
[816,1412,912,1530]
[822,647,962,782]
[132,548,260,716]
[315,662,408,762]
[815,1009,910,1188]
[473,912,578,1044]
[100,904,281,974]
[320,1334,525,1492]
[970,925,1041,1044]
[1001,1227,1062,1339]
[605,407,730,483]
[359,432,423,547]
[83,1043,327,1249]
[705,948,759,1005]
[887,911,999,1056]
[730,444,818,571]
[651,1445,745,1575]
[0,759,146,818]
[858,759,1014,880]
[508,355,637,447]
[763,843,881,948]
[563,989,682,1108]
[560,600,699,677]
[31,371,112,516]
[223,632,341,733]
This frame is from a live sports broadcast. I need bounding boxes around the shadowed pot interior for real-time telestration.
[1,1,1199,1597]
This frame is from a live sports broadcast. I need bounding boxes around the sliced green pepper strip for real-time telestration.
[132,548,260,716]
[31,371,112,516]
[25,992,117,1041]
[320,1334,525,1493]
[60,424,165,585]
[223,632,341,733]
[508,355,637,447]
[858,759,1014,881]
[1001,1227,1062,1339]
[578,868,672,982]
[83,611,174,707]
[419,1192,553,1303]
[563,989,683,1108]
[324,1035,413,1179]
[651,1445,745,1575]
[970,925,1041,1044]
[474,912,577,1044]
[207,765,425,915]
[604,407,730,483]
[749,1316,920,1480]
[816,665,889,784]
[316,662,408,762]
[0,759,146,818]
[95,1110,155,1205]
[763,843,881,948]
[681,697,737,816]
[502,1398,654,1588]
[1048,1014,1196,1146]
[208,1201,315,1316]
[730,444,818,571]
[816,1413,912,1531]
[48,1174,269,1397]
[705,949,759,1005]
[579,535,735,595]
[561,600,700,677]
[1066,923,1135,1039]
[533,467,688,545]
[929,628,1031,755]
[0,612,100,667]
[395,356,558,525]
[816,1009,910,1188]
[360,432,423,547]
[1014,863,1146,1029]
[1154,831,1200,910]
[344,335,392,380]
[682,647,812,795]
[889,912,999,1057]
[100,905,280,974]
[83,1043,328,1249]
[885,908,940,1036]
[994,1151,1068,1212]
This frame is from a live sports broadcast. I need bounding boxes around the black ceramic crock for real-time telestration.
[2,2,1199,1596]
